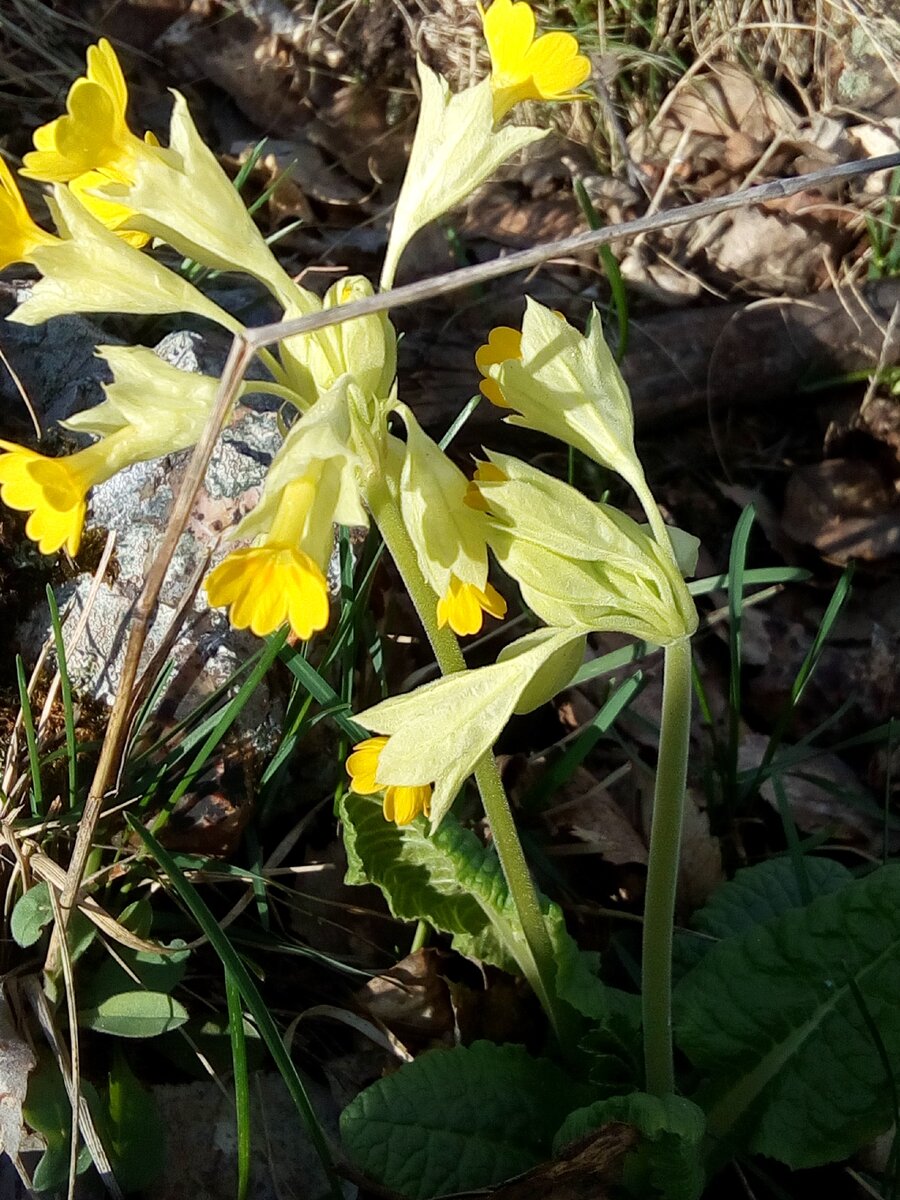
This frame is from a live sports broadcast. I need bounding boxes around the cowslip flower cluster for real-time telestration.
[347,302,699,827]
[0,9,602,829]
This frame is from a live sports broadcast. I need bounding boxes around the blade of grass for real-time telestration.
[15,656,43,818]
[741,565,854,803]
[149,629,288,834]
[47,586,78,808]
[279,645,367,742]
[128,819,342,1200]
[573,176,630,360]
[521,671,644,810]
[724,506,756,812]
[225,967,251,1200]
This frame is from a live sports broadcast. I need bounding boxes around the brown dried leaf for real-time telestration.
[781,459,900,562]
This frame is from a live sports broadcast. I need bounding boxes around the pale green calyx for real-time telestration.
[62,345,225,458]
[380,58,546,288]
[491,299,647,496]
[233,377,367,564]
[477,451,698,643]
[356,625,590,828]
[281,276,397,407]
[10,187,241,333]
[396,403,491,599]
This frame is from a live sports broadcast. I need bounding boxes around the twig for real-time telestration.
[46,336,256,973]
[243,153,900,351]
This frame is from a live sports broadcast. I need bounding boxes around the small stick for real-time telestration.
[244,152,900,350]
[46,335,255,973]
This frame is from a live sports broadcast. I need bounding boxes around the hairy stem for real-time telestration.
[367,477,564,1041]
[642,636,693,1096]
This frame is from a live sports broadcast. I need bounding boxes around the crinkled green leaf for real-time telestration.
[674,864,900,1167]
[674,855,853,978]
[78,989,189,1037]
[693,855,853,940]
[341,1041,588,1199]
[341,792,606,1018]
[554,1093,705,1200]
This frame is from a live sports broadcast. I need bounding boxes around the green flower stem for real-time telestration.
[642,635,693,1097]
[367,477,564,1041]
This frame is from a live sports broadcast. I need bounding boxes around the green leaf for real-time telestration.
[674,864,900,1167]
[24,1055,94,1191]
[341,1041,587,1199]
[78,990,189,1037]
[11,882,53,947]
[340,792,606,1018]
[692,856,853,939]
[673,855,853,977]
[554,1093,705,1200]
[105,1051,166,1192]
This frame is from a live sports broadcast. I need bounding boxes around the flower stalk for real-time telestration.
[365,473,566,1042]
[641,635,693,1097]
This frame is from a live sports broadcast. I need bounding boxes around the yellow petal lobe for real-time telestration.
[475,326,523,407]
[0,441,87,555]
[436,576,507,637]
[346,736,433,825]
[481,0,591,120]
[205,546,330,641]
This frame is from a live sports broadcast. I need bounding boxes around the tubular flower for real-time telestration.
[0,431,145,556]
[480,0,591,122]
[396,404,506,637]
[0,159,57,269]
[68,167,152,249]
[21,39,151,183]
[474,326,521,407]
[346,736,433,825]
[205,476,331,641]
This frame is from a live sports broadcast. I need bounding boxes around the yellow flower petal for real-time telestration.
[436,576,507,637]
[21,40,145,184]
[481,0,591,120]
[475,325,522,407]
[68,169,150,249]
[0,159,56,269]
[346,736,390,794]
[0,441,87,555]
[205,546,330,641]
[383,785,432,825]
[347,736,433,825]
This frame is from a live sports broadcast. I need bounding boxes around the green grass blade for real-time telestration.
[724,506,756,810]
[741,565,853,804]
[225,968,251,1200]
[439,395,482,450]
[279,645,367,743]
[128,819,342,1199]
[46,585,78,808]
[149,629,288,833]
[15,656,43,817]
[573,176,630,359]
[522,671,644,810]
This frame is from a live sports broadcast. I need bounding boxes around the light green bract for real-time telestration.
[355,625,589,828]
[380,59,546,287]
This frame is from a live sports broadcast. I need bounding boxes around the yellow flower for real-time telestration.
[480,0,591,121]
[346,736,433,825]
[437,575,506,637]
[464,460,508,510]
[21,39,147,183]
[474,325,522,407]
[204,546,329,640]
[0,435,138,556]
[0,158,56,269]
[205,475,332,642]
